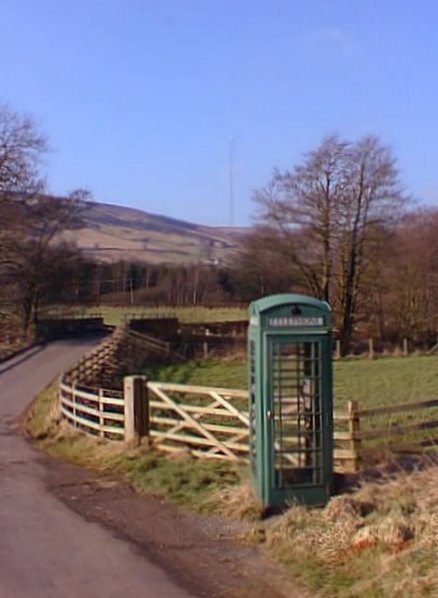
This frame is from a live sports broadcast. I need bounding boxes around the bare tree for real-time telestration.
[0,104,92,331]
[254,136,349,302]
[333,136,407,353]
[0,104,48,265]
[0,104,47,194]
[233,226,303,299]
[252,134,407,354]
[373,209,438,343]
[9,190,92,331]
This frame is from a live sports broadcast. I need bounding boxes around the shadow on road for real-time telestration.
[0,345,46,376]
[0,334,105,377]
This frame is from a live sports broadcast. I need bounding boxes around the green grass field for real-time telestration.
[46,305,247,326]
[145,354,438,412]
[101,305,247,326]
[145,354,438,451]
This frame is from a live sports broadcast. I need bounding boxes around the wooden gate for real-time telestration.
[147,382,249,461]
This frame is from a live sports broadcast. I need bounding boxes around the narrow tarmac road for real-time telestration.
[0,339,192,598]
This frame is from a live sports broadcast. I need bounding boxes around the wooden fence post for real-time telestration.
[124,376,149,444]
[203,328,210,359]
[368,338,374,360]
[72,382,77,427]
[335,339,341,360]
[347,400,360,472]
[98,388,104,438]
[403,338,408,357]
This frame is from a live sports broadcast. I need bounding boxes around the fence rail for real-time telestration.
[346,397,438,463]
[59,380,125,438]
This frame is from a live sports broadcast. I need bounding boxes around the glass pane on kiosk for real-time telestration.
[249,340,257,475]
[270,340,322,488]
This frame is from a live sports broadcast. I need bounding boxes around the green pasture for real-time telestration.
[45,305,247,326]
[145,354,438,412]
[98,305,246,326]
[145,355,438,448]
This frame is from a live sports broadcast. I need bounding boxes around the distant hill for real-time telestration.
[61,201,247,265]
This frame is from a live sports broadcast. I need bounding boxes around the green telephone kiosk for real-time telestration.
[248,294,333,507]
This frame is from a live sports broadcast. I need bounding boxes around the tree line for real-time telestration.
[1,104,437,354]
[234,135,437,354]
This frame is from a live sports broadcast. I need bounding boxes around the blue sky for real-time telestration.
[1,0,437,225]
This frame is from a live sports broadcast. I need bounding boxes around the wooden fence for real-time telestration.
[344,398,438,460]
[59,381,125,439]
[147,382,360,470]
[58,328,438,472]
[59,371,438,472]
[127,329,186,361]
[64,323,185,389]
[59,373,359,471]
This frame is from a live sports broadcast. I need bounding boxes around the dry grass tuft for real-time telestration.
[352,515,413,551]
[207,481,264,521]
[323,494,364,521]
[264,503,359,565]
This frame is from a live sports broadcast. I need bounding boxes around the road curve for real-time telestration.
[0,339,192,598]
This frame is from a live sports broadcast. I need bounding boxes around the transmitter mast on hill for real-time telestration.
[229,136,234,226]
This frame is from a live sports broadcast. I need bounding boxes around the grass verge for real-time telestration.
[25,380,253,513]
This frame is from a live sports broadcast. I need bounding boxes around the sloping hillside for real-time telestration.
[62,202,246,264]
